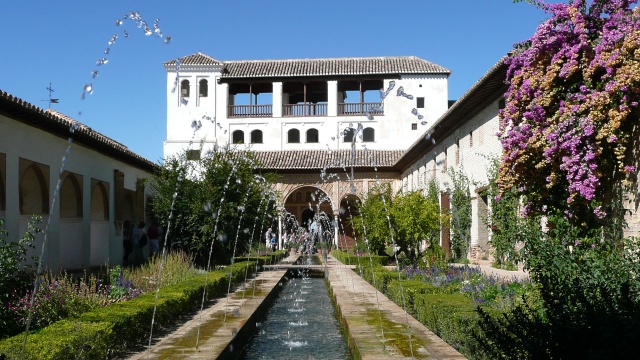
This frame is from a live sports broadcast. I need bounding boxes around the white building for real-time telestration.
[0,90,155,271]
[162,52,451,250]
[396,56,509,259]
[163,53,450,158]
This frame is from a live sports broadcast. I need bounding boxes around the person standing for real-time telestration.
[265,228,273,249]
[147,221,160,258]
[131,221,145,265]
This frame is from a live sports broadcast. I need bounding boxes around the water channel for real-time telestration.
[239,256,352,359]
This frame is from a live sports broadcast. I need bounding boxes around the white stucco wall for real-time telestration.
[0,114,154,271]
[164,68,449,159]
[399,99,503,259]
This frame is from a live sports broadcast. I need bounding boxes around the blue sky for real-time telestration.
[0,1,550,164]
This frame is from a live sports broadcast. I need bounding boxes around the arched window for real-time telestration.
[232,130,244,144]
[288,129,300,143]
[181,79,190,97]
[199,79,208,97]
[91,182,109,221]
[306,128,319,143]
[343,128,354,142]
[251,130,263,144]
[60,173,82,218]
[363,127,375,142]
[20,163,49,215]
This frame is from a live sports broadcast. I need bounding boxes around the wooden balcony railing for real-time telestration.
[228,104,273,118]
[338,102,384,116]
[283,104,327,117]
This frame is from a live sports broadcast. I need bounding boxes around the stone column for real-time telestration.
[273,82,283,118]
[278,214,283,250]
[327,80,338,116]
[334,213,339,248]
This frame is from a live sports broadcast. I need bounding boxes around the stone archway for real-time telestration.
[283,185,333,235]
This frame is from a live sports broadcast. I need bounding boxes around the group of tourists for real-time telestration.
[122,220,163,266]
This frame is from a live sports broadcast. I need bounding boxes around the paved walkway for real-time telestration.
[324,255,465,359]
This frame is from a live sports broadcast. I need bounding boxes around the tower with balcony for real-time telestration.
[163,52,450,159]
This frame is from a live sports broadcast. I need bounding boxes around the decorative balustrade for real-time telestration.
[228,103,384,118]
[283,104,327,117]
[338,102,383,116]
[228,104,273,118]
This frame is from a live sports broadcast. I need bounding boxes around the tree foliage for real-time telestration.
[499,0,640,228]
[352,183,442,261]
[351,183,393,256]
[149,147,278,267]
[477,217,640,359]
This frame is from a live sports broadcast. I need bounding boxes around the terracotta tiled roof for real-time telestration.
[222,56,450,78]
[0,90,156,172]
[163,52,224,67]
[254,149,405,170]
[164,53,450,78]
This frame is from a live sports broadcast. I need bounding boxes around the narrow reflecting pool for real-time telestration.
[240,260,351,359]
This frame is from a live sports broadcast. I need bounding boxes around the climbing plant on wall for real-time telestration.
[498,0,640,231]
[448,168,472,260]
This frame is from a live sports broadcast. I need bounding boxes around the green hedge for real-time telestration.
[414,293,486,359]
[332,250,387,267]
[234,250,287,266]
[386,279,441,313]
[0,261,258,360]
[357,265,406,294]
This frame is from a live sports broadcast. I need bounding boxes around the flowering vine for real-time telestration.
[498,0,640,224]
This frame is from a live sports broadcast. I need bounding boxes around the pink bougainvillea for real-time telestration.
[498,0,640,222]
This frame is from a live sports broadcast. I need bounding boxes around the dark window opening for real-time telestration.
[199,79,208,97]
[232,130,244,144]
[417,97,425,108]
[343,128,354,142]
[181,79,190,97]
[470,132,474,148]
[363,127,375,142]
[288,129,300,143]
[306,129,319,143]
[251,130,263,144]
[186,149,201,161]
[411,123,417,130]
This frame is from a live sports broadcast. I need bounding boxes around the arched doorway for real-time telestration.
[283,186,333,246]
[338,194,362,250]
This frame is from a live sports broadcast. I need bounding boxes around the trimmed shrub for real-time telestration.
[357,265,405,294]
[0,261,256,359]
[386,279,440,313]
[414,293,486,359]
[332,250,388,267]
[0,320,114,360]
